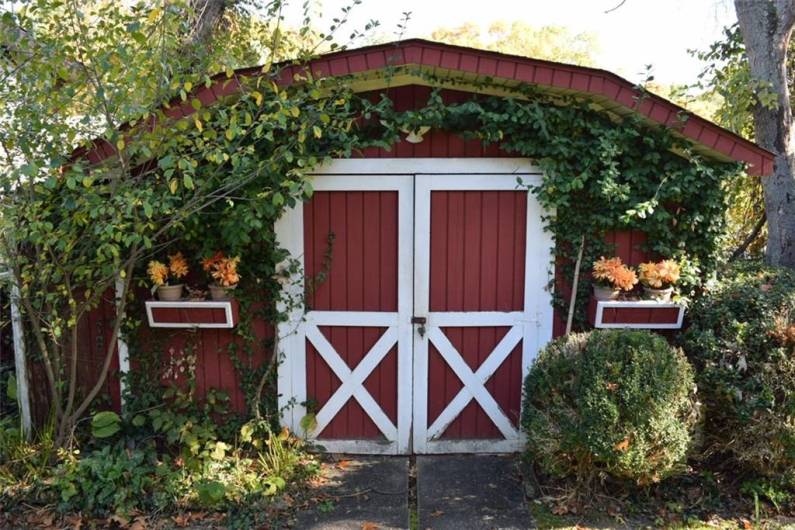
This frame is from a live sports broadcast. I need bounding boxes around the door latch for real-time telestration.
[411,316,427,338]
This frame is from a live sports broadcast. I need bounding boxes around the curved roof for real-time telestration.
[81,39,774,175]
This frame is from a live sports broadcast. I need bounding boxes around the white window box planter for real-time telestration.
[589,299,685,330]
[145,300,238,329]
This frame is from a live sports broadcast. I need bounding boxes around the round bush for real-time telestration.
[522,330,698,485]
[683,262,795,475]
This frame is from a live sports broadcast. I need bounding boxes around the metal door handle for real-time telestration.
[411,316,427,338]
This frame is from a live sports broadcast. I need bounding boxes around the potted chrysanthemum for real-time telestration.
[591,256,638,301]
[202,251,241,300]
[148,252,189,301]
[638,259,680,302]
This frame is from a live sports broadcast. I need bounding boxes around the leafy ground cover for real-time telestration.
[0,385,326,529]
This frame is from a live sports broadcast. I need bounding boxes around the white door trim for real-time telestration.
[412,172,553,454]
[275,170,414,455]
[309,158,542,176]
[276,158,553,455]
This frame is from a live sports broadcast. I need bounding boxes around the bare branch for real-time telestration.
[604,0,627,14]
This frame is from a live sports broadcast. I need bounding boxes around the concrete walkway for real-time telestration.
[417,455,532,530]
[293,457,409,529]
[294,455,532,530]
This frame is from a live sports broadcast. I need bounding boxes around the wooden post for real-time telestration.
[115,277,130,410]
[7,275,32,438]
[565,236,586,336]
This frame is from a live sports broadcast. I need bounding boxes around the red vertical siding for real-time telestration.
[305,191,399,311]
[429,191,526,312]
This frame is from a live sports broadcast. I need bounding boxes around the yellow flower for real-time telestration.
[147,260,169,286]
[211,256,241,287]
[592,256,638,291]
[168,251,189,279]
[639,260,681,289]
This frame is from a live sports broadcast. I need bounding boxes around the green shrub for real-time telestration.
[522,330,698,486]
[52,442,170,516]
[683,261,795,475]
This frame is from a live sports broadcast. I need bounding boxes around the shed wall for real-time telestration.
[27,85,652,418]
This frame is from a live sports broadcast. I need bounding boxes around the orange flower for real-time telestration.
[201,251,225,272]
[211,256,241,287]
[639,260,681,289]
[168,252,189,279]
[147,260,169,286]
[592,256,638,291]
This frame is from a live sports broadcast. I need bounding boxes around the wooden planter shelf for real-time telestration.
[588,299,685,330]
[145,300,239,329]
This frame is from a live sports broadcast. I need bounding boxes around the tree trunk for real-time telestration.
[187,0,230,49]
[735,0,795,268]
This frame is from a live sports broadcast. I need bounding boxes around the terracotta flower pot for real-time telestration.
[593,284,620,301]
[643,286,673,302]
[209,284,236,301]
[157,284,184,301]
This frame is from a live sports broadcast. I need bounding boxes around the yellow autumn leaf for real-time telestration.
[251,90,263,106]
[183,81,192,92]
[194,118,203,132]
[225,129,234,141]
[169,179,178,194]
[289,106,300,117]
[147,7,161,23]
[116,139,125,151]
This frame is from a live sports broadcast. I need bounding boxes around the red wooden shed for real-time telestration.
[70,39,773,455]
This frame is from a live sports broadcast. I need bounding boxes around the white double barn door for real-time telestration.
[276,159,553,454]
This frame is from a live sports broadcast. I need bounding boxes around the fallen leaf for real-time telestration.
[740,518,752,530]
[614,436,630,452]
[129,515,148,530]
[430,510,444,517]
[337,459,351,469]
[606,382,618,391]
[64,513,83,530]
[109,514,129,527]
[361,522,380,530]
[172,513,190,527]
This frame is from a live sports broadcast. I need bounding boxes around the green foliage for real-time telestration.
[522,330,698,486]
[5,373,16,402]
[30,403,318,518]
[694,24,775,259]
[90,411,121,439]
[430,20,599,66]
[682,261,795,475]
[740,477,793,512]
[371,85,740,327]
[52,442,167,516]
[196,479,226,506]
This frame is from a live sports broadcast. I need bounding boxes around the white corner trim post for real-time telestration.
[274,200,307,436]
[115,277,130,410]
[8,277,32,438]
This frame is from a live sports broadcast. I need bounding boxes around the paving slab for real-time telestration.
[417,455,533,530]
[294,456,409,530]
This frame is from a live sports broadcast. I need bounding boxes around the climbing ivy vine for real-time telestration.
[123,67,741,419]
